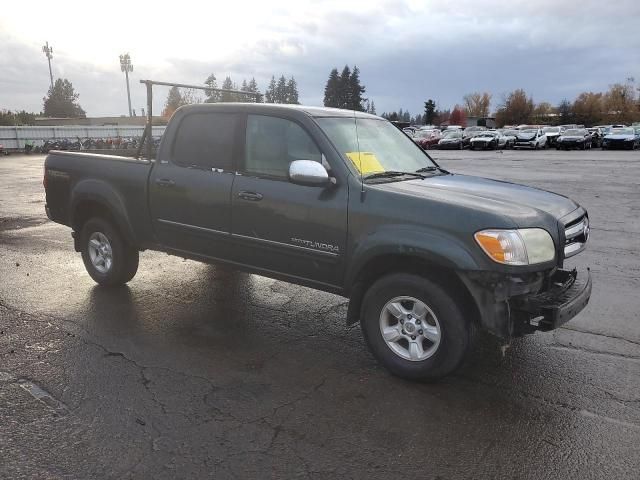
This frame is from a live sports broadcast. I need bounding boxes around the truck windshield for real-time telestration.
[316,117,437,176]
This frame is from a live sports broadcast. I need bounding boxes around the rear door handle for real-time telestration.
[155,178,175,187]
[237,191,263,201]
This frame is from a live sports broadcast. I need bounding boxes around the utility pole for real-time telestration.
[42,41,54,92]
[119,53,133,117]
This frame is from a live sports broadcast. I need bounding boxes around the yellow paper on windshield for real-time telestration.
[345,152,385,174]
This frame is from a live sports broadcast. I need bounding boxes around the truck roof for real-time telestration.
[175,103,381,119]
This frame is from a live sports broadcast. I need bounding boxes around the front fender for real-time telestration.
[344,225,481,288]
[70,179,137,245]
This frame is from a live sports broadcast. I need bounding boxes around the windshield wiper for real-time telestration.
[419,152,450,174]
[415,166,438,173]
[416,165,449,174]
[364,171,427,181]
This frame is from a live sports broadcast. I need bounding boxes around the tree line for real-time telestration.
[14,68,640,129]
[0,110,36,126]
[494,81,640,127]
[162,74,301,117]
[385,79,640,128]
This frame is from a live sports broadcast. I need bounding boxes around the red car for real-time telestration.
[412,129,442,149]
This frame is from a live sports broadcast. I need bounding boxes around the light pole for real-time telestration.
[119,53,133,117]
[42,41,54,92]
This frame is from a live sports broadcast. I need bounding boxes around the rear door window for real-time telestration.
[172,113,238,171]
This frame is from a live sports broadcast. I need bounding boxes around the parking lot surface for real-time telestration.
[1,150,639,479]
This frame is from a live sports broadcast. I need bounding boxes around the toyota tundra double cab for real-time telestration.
[44,103,592,380]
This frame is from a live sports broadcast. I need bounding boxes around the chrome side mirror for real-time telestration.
[289,160,330,187]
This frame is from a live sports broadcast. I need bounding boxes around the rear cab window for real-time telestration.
[171,113,239,171]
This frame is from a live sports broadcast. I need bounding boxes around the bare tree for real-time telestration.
[463,92,492,117]
[572,93,604,126]
[604,82,638,123]
[532,101,554,124]
[495,89,534,127]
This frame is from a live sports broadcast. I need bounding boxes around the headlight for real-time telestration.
[474,228,555,265]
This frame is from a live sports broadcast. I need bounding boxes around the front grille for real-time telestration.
[564,215,589,258]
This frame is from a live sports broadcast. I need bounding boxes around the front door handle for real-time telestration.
[237,191,263,202]
[155,178,176,187]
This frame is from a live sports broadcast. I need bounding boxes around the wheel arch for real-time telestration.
[346,253,481,329]
[70,184,137,251]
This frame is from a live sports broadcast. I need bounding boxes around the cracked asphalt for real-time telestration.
[1,150,639,479]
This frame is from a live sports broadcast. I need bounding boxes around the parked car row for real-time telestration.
[407,124,640,151]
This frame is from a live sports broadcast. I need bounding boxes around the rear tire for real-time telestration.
[360,273,473,381]
[80,217,139,286]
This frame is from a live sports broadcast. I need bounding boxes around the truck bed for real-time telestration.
[44,150,155,247]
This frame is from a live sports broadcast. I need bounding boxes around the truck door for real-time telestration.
[149,111,240,259]
[231,114,348,288]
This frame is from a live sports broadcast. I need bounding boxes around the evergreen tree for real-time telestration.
[275,75,287,103]
[265,76,277,103]
[204,74,220,103]
[424,99,436,125]
[247,77,262,102]
[221,76,235,102]
[42,78,85,117]
[239,79,253,102]
[324,65,367,110]
[323,68,340,107]
[286,77,299,104]
[369,100,376,115]
[339,65,351,108]
[349,66,366,111]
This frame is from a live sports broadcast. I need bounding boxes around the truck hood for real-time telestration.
[375,174,578,224]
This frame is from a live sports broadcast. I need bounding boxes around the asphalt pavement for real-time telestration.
[1,150,639,479]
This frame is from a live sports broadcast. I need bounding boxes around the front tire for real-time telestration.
[360,273,473,381]
[80,218,139,286]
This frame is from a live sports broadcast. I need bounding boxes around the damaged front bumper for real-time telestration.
[460,268,592,339]
[511,268,592,331]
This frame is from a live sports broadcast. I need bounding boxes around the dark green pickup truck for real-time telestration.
[44,104,592,380]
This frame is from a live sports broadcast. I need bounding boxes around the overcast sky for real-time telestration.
[1,0,639,117]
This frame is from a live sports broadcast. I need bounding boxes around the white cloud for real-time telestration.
[1,0,639,116]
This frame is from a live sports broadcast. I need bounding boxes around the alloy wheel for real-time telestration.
[379,296,441,361]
